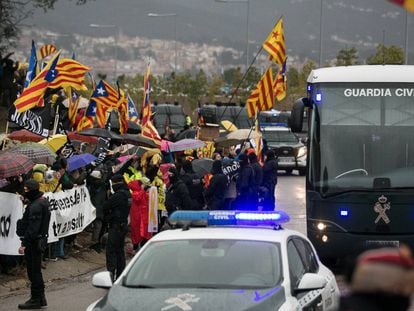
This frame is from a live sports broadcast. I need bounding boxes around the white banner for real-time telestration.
[0,193,24,255]
[44,185,96,243]
[148,186,158,233]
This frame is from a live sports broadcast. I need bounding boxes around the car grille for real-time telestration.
[273,146,295,157]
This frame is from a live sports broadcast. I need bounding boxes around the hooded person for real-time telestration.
[128,177,152,251]
[16,179,50,310]
[204,160,228,210]
[165,167,195,214]
[234,153,255,210]
[180,160,205,209]
[103,174,131,281]
[261,150,278,211]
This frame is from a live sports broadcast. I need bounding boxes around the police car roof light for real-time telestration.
[168,210,290,227]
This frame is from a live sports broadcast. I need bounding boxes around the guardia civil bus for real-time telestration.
[292,65,414,265]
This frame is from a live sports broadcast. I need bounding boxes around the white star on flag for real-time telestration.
[97,87,106,96]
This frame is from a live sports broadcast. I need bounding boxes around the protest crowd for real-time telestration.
[0,44,280,306]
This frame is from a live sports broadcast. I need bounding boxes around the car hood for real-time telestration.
[93,285,285,311]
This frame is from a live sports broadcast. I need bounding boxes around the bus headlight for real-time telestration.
[297,146,307,158]
[317,222,326,231]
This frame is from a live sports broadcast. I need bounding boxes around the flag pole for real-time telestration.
[1,121,9,150]
[52,105,60,135]
[217,15,283,125]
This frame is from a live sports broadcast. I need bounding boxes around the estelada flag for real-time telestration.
[388,0,414,12]
[39,44,57,59]
[14,50,61,113]
[48,58,91,91]
[246,67,274,118]
[262,18,286,66]
[274,60,287,102]
[91,80,119,128]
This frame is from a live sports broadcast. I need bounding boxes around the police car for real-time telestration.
[87,211,340,311]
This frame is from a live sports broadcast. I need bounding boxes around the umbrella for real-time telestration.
[221,120,238,132]
[39,134,67,152]
[10,142,57,165]
[192,158,214,177]
[78,128,123,140]
[121,134,159,148]
[0,151,35,178]
[226,129,261,141]
[67,153,97,172]
[67,132,98,144]
[62,96,90,109]
[214,136,243,148]
[167,139,206,152]
[175,128,198,140]
[8,129,44,142]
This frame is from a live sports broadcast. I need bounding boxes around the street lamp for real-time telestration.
[215,0,250,69]
[319,0,324,67]
[89,23,119,80]
[147,13,178,72]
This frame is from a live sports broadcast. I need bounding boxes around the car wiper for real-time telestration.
[123,284,156,288]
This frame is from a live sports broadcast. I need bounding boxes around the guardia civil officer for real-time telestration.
[16,179,51,310]
[103,174,131,281]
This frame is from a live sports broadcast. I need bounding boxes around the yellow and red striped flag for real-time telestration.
[91,80,119,128]
[66,87,80,127]
[141,64,151,127]
[48,58,91,91]
[263,18,286,66]
[247,67,274,118]
[14,50,61,113]
[39,44,57,59]
[117,86,129,134]
[388,0,414,12]
[274,60,287,102]
[77,101,96,131]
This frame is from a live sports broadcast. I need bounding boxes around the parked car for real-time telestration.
[87,210,340,311]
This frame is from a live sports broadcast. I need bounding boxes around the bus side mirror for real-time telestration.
[290,98,305,133]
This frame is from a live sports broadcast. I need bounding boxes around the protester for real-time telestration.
[180,160,205,209]
[234,153,255,210]
[16,179,50,310]
[128,177,152,252]
[340,245,414,311]
[165,167,194,213]
[261,150,278,211]
[204,160,228,210]
[103,174,131,281]
[248,152,263,210]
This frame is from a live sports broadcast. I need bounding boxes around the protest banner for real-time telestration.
[43,184,96,242]
[0,192,23,255]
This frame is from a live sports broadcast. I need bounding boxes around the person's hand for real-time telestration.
[18,246,25,254]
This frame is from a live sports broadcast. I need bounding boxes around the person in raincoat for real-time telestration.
[128,177,152,252]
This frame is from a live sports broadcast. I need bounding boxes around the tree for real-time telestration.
[206,74,224,103]
[223,67,243,87]
[336,47,359,66]
[0,0,91,52]
[366,44,404,65]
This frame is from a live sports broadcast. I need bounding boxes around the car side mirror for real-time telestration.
[92,271,113,289]
[294,273,327,294]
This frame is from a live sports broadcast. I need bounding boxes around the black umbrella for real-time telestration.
[78,128,123,140]
[175,128,197,140]
[192,158,214,178]
[121,134,159,148]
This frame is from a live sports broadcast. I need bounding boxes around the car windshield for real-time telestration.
[262,131,298,144]
[123,239,282,289]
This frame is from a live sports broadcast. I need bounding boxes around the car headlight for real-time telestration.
[297,146,307,158]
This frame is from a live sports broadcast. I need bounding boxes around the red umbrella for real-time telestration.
[0,151,35,178]
[67,131,98,144]
[8,129,44,142]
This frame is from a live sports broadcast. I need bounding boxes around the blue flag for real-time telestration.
[24,40,38,88]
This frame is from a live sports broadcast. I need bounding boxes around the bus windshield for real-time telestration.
[309,82,414,195]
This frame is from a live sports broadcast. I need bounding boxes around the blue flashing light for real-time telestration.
[339,208,349,217]
[315,92,322,103]
[307,84,312,92]
[169,211,290,227]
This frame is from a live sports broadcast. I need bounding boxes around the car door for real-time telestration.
[290,237,338,311]
[287,238,325,310]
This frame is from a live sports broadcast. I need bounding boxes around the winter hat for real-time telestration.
[141,177,151,188]
[350,246,414,296]
[33,171,44,183]
[33,164,47,173]
[24,179,40,191]
[90,170,102,179]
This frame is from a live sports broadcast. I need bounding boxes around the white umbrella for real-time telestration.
[226,129,261,141]
[62,97,90,109]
